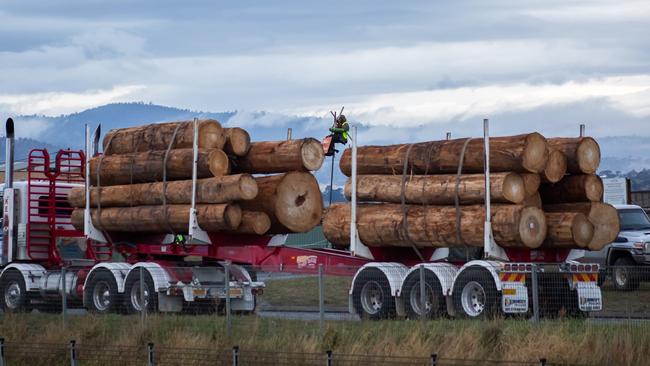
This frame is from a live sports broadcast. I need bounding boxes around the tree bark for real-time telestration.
[89,148,230,186]
[343,172,525,205]
[323,203,547,249]
[71,203,241,233]
[541,149,567,183]
[69,174,257,207]
[103,120,225,155]
[521,173,541,197]
[339,133,548,176]
[540,174,603,204]
[226,211,271,235]
[544,212,594,248]
[224,127,251,156]
[239,172,323,233]
[547,137,600,174]
[232,138,324,174]
[543,202,619,251]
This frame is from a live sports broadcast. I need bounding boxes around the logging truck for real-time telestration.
[0,117,606,320]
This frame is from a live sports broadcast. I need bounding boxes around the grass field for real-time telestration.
[0,313,648,365]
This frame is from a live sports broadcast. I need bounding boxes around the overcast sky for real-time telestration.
[1,0,649,136]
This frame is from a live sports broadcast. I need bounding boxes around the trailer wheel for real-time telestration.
[452,267,499,318]
[0,270,30,312]
[85,270,120,314]
[352,268,395,320]
[402,270,445,320]
[612,257,640,291]
[123,269,158,314]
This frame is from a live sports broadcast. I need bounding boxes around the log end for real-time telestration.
[521,173,541,197]
[236,211,271,235]
[199,120,227,150]
[239,174,259,200]
[587,203,620,251]
[225,127,251,156]
[208,149,231,176]
[542,149,567,183]
[519,206,547,248]
[572,213,595,248]
[224,204,243,230]
[275,171,323,232]
[585,174,604,202]
[503,173,526,204]
[522,192,542,208]
[301,138,325,171]
[577,137,601,174]
[522,132,549,173]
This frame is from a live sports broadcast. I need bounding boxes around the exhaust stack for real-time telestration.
[5,118,14,188]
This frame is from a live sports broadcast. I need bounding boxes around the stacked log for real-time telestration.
[69,120,325,236]
[323,133,617,251]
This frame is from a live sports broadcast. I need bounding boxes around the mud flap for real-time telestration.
[501,282,528,313]
[576,282,602,311]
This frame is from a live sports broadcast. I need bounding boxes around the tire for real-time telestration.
[402,270,446,320]
[0,270,31,312]
[612,257,640,291]
[123,269,158,314]
[352,268,395,320]
[452,267,500,319]
[84,270,120,314]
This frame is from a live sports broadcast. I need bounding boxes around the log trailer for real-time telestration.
[0,117,603,318]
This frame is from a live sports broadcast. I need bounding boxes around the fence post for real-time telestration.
[140,267,146,328]
[61,266,67,328]
[531,264,540,325]
[419,264,426,322]
[147,342,155,366]
[430,353,437,366]
[0,338,5,366]
[232,345,239,366]
[319,264,325,334]
[225,262,232,339]
[69,340,77,366]
[326,350,332,366]
[539,358,547,366]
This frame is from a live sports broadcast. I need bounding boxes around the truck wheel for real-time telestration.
[452,267,500,318]
[0,271,30,312]
[352,268,395,320]
[402,270,445,320]
[123,269,157,314]
[85,270,120,314]
[612,257,640,291]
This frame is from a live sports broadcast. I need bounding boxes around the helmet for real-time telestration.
[338,114,347,123]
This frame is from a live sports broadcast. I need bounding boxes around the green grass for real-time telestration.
[259,275,352,308]
[1,313,649,365]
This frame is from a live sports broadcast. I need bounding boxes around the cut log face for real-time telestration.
[224,127,251,156]
[103,120,225,155]
[547,137,601,174]
[541,149,567,183]
[339,133,549,176]
[239,172,323,233]
[89,148,230,186]
[226,211,271,235]
[540,174,603,204]
[543,202,619,251]
[69,174,258,207]
[520,173,541,197]
[322,203,547,249]
[544,212,594,248]
[71,204,241,233]
[522,192,542,208]
[233,138,325,174]
[344,172,525,205]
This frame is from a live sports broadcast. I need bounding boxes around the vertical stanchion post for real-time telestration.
[445,132,451,140]
[319,264,325,334]
[287,128,292,140]
[532,264,540,325]
[140,267,146,327]
[232,346,240,366]
[539,358,547,366]
[147,342,155,366]
[69,340,77,366]
[326,350,333,366]
[61,266,67,328]
[419,265,426,322]
[0,338,6,366]
[579,124,585,137]
[350,126,357,254]
[431,353,438,366]
[225,262,232,339]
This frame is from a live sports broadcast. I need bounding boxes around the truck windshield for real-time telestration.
[619,209,650,231]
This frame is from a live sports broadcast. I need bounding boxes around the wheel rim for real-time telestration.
[360,281,384,315]
[130,280,150,311]
[409,283,434,316]
[461,281,486,317]
[4,281,22,310]
[615,268,627,287]
[92,281,112,311]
